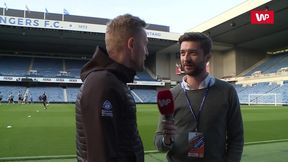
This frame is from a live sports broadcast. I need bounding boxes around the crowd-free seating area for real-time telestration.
[233,81,288,104]
[0,86,64,102]
[0,55,160,103]
[0,55,88,78]
[66,87,80,102]
[0,55,156,81]
[0,85,157,103]
[232,52,288,105]
[29,87,64,102]
[1,53,288,105]
[65,60,87,78]
[1,82,288,104]
[135,71,156,81]
[131,89,157,103]
[0,56,31,76]
[245,52,288,76]
[33,58,63,77]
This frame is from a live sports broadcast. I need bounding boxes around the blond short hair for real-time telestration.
[105,14,146,53]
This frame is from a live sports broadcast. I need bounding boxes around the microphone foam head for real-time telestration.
[157,89,174,115]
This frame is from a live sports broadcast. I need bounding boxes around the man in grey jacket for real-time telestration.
[154,32,244,162]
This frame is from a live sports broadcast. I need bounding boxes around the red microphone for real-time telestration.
[157,89,174,120]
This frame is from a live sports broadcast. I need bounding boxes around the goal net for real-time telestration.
[248,93,281,106]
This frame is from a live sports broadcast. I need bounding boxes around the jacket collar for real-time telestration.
[80,46,136,83]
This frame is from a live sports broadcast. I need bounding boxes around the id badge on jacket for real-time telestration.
[187,132,205,158]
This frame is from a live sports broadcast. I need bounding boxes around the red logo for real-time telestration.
[250,10,274,24]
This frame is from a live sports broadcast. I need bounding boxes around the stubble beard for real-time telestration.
[183,63,206,77]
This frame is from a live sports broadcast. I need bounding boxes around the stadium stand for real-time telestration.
[245,52,288,76]
[0,85,26,102]
[135,71,156,81]
[32,57,63,77]
[0,55,88,78]
[0,54,161,104]
[66,87,80,102]
[131,89,157,103]
[269,82,288,104]
[65,59,87,78]
[235,82,280,104]
[0,56,30,76]
[29,86,64,102]
[226,52,288,105]
[233,81,288,105]
[1,52,288,105]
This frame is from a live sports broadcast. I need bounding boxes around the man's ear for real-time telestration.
[205,53,211,62]
[127,37,135,51]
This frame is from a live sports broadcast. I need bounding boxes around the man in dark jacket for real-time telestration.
[76,14,148,162]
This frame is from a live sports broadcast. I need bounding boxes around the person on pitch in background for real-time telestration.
[29,93,33,104]
[76,14,149,162]
[18,91,23,104]
[41,92,48,109]
[0,91,3,104]
[8,92,14,104]
[154,32,244,162]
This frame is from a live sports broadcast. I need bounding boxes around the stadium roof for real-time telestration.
[159,0,288,55]
[187,0,288,53]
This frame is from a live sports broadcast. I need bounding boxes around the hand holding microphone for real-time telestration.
[157,89,176,147]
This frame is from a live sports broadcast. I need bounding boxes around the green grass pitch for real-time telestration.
[0,104,288,158]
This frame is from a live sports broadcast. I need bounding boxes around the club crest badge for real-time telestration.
[101,100,113,117]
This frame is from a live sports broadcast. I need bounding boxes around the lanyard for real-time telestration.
[183,79,211,131]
